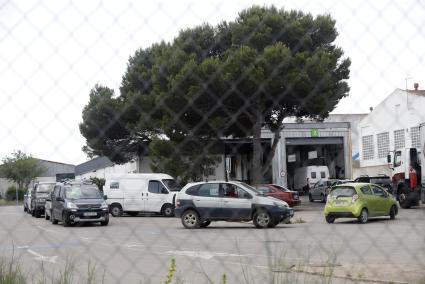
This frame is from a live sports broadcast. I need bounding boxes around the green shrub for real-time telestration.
[5,186,25,201]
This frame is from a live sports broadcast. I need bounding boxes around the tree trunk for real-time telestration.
[261,126,283,177]
[252,109,263,185]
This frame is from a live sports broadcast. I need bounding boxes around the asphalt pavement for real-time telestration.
[0,197,424,284]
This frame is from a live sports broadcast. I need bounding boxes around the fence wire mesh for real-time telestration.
[1,1,425,284]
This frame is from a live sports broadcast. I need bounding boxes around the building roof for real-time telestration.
[75,156,114,175]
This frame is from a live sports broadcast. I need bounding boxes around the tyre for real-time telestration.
[358,208,368,224]
[51,212,58,224]
[200,220,211,228]
[110,204,123,217]
[389,205,397,220]
[309,194,313,202]
[34,208,41,218]
[101,215,109,226]
[24,206,27,212]
[62,213,72,227]
[325,215,335,224]
[398,192,410,209]
[45,211,50,220]
[161,204,174,217]
[31,205,35,217]
[253,210,272,229]
[320,194,326,203]
[181,210,200,229]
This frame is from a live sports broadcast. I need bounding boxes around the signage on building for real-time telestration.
[308,151,318,159]
[287,154,296,162]
[311,129,319,137]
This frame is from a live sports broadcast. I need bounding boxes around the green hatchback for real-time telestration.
[324,183,398,224]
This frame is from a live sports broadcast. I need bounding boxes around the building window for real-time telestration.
[411,127,420,149]
[362,135,374,160]
[377,132,390,159]
[394,129,405,149]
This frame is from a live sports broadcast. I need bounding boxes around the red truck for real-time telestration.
[387,123,425,208]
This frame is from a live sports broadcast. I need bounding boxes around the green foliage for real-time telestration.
[80,5,350,183]
[5,186,24,201]
[89,177,106,191]
[0,258,25,284]
[0,151,45,190]
[164,258,176,284]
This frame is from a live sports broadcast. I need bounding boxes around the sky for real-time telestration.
[1,0,424,165]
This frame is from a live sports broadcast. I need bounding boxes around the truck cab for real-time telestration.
[388,147,421,208]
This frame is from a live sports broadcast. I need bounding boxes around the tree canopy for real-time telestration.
[80,5,350,184]
[0,151,45,190]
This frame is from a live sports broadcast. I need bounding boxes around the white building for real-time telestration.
[358,87,425,176]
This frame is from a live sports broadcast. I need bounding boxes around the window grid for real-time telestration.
[411,127,420,149]
[362,135,374,160]
[377,132,390,159]
[394,129,405,150]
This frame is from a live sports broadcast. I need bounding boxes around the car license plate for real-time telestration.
[335,200,347,206]
[83,212,97,216]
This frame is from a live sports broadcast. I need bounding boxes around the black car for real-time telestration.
[353,175,393,194]
[51,180,109,227]
[30,182,55,218]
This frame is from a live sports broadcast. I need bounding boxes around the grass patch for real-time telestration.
[0,200,23,206]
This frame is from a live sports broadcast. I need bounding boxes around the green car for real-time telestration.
[324,183,398,224]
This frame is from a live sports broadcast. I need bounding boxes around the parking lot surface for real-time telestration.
[0,197,424,283]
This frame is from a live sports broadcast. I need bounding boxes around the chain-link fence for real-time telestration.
[1,1,425,283]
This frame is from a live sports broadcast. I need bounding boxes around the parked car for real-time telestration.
[23,187,32,213]
[324,183,398,224]
[103,173,181,217]
[309,179,352,203]
[174,181,294,229]
[30,182,55,218]
[254,184,300,207]
[293,165,330,193]
[50,180,109,226]
[353,175,393,194]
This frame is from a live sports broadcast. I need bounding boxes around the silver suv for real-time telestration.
[174,181,294,229]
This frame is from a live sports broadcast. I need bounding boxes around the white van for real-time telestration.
[293,166,329,193]
[104,173,181,217]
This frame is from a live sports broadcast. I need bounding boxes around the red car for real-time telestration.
[254,184,301,207]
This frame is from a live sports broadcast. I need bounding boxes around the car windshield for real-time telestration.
[272,184,290,192]
[238,182,262,195]
[329,186,356,198]
[65,185,102,199]
[162,179,181,192]
[37,184,54,193]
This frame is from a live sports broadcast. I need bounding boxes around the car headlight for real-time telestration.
[66,202,78,209]
[274,202,288,208]
[100,201,108,209]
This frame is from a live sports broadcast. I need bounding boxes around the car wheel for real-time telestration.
[24,206,27,212]
[62,213,72,227]
[45,211,50,220]
[200,220,211,228]
[181,210,200,229]
[34,209,41,218]
[389,205,397,220]
[309,194,313,202]
[325,215,335,224]
[101,215,109,226]
[51,212,58,225]
[161,204,174,217]
[31,205,35,216]
[110,204,123,217]
[398,192,410,209]
[358,208,368,224]
[320,194,326,203]
[253,210,272,229]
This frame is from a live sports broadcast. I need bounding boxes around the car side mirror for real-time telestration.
[103,195,108,200]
